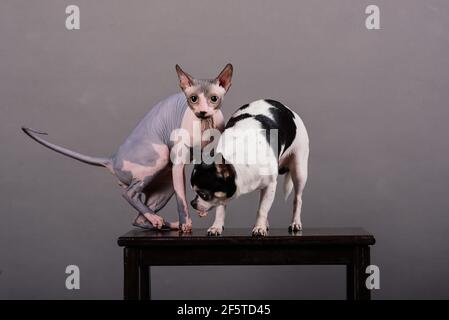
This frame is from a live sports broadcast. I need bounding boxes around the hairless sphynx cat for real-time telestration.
[22,64,233,233]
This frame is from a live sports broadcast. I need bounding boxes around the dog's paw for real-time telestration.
[252,225,268,237]
[288,222,302,233]
[207,225,223,236]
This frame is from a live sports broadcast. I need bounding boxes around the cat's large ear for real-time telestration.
[215,63,233,91]
[175,64,194,90]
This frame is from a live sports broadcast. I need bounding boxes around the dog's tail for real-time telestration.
[22,126,112,169]
[283,171,294,201]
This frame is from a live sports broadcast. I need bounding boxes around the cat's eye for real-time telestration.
[210,96,218,103]
[190,95,198,103]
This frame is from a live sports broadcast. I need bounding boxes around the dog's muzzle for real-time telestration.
[190,199,208,217]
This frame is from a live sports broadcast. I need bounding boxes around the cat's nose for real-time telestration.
[198,111,207,118]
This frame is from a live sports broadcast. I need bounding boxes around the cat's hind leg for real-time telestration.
[120,145,170,229]
[133,167,178,230]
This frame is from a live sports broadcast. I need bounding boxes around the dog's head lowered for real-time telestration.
[175,64,233,119]
[190,162,236,216]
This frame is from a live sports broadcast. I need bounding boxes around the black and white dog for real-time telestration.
[190,99,309,236]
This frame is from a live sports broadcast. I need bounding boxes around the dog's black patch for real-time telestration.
[191,163,237,198]
[252,114,283,155]
[225,113,253,129]
[224,100,297,157]
[264,99,297,155]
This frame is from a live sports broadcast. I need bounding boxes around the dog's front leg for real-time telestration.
[172,163,192,232]
[252,181,277,236]
[207,205,226,236]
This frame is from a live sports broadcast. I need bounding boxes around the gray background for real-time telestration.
[1,0,448,299]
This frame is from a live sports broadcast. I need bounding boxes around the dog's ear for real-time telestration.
[215,63,233,91]
[176,64,194,90]
[215,163,233,179]
[213,152,225,165]
[216,163,237,197]
[194,162,214,171]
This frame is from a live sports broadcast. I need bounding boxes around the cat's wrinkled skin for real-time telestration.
[22,64,233,232]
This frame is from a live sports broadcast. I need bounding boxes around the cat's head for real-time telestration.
[175,64,233,119]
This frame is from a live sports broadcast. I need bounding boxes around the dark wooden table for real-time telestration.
[117,228,375,300]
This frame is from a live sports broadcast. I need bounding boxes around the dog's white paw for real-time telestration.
[288,222,302,232]
[207,225,223,236]
[252,225,268,237]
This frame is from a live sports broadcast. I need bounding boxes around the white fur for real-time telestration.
[232,100,276,121]
[214,100,309,236]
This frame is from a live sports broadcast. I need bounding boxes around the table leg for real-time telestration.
[124,247,139,300]
[139,265,150,300]
[347,246,371,300]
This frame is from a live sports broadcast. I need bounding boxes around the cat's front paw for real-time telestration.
[179,217,192,233]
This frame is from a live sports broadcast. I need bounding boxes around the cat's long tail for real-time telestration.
[22,126,112,169]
